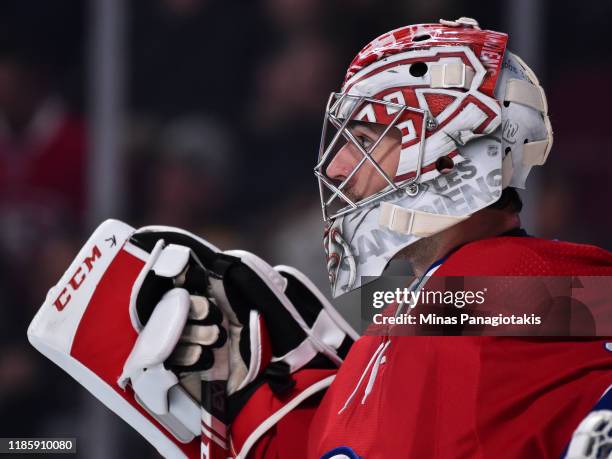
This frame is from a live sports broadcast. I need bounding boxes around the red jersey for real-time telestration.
[306,236,612,459]
[247,235,612,458]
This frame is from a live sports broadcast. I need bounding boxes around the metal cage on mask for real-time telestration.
[312,19,558,298]
[315,92,438,222]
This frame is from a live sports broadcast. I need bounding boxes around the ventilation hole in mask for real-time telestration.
[505,147,511,155]
[503,101,510,107]
[435,155,454,174]
[413,34,431,42]
[409,62,428,77]
[524,139,529,143]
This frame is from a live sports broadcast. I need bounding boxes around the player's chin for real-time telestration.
[346,185,387,203]
[344,188,363,203]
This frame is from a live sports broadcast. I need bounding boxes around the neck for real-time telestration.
[395,209,520,277]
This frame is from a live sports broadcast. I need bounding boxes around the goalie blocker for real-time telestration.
[27,219,358,458]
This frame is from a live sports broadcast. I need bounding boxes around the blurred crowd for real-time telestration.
[0,0,610,457]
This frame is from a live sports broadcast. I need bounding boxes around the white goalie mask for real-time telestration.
[315,18,553,297]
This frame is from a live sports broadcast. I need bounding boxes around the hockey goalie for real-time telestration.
[27,17,612,459]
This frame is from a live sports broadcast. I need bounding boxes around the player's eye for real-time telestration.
[355,135,373,150]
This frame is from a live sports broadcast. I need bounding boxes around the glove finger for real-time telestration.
[180,263,208,295]
[189,295,210,320]
[167,347,215,373]
[200,301,223,326]
[181,324,220,346]
[210,326,227,349]
[167,344,202,367]
[190,347,214,372]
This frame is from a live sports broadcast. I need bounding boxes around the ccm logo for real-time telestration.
[54,245,102,311]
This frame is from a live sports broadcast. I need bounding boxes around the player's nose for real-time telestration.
[326,143,358,181]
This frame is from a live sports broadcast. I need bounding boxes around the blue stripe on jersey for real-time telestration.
[320,446,362,459]
[592,385,612,411]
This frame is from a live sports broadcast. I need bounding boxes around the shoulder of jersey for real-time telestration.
[436,236,612,276]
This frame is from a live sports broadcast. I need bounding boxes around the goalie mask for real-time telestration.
[316,17,553,297]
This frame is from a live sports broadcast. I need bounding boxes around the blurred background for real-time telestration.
[0,0,610,457]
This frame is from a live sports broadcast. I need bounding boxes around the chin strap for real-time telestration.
[378,201,468,237]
